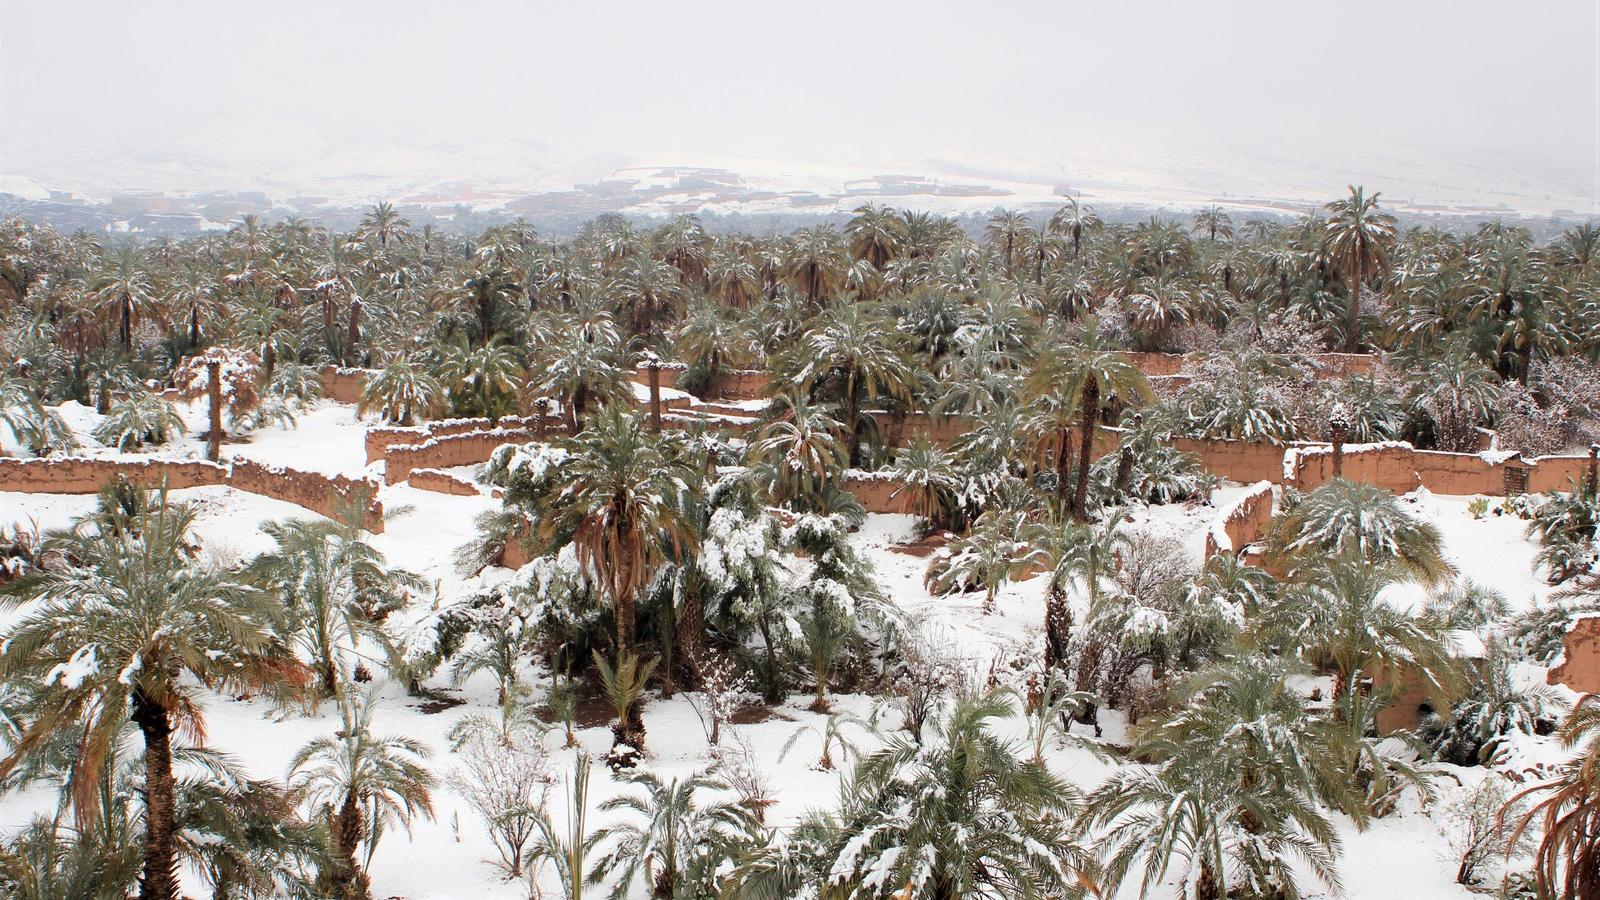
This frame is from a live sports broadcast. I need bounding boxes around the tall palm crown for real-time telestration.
[1323,185,1398,351]
[288,690,434,900]
[0,495,304,900]
[791,300,914,467]
[1028,318,1153,518]
[537,404,696,650]
[845,203,908,271]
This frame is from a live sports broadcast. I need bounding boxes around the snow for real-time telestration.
[0,396,1585,900]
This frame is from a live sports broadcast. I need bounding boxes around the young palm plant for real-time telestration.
[288,689,435,900]
[589,766,758,900]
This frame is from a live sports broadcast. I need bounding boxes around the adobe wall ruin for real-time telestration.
[1204,480,1275,557]
[0,456,385,532]
[1550,616,1600,695]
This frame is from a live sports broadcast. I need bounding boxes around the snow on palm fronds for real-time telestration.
[93,392,185,451]
[1266,478,1452,585]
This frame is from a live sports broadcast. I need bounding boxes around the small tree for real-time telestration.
[685,650,748,752]
[446,717,553,879]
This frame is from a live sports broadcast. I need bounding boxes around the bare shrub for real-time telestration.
[448,725,555,879]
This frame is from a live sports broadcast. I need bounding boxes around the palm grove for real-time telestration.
[1,189,1599,899]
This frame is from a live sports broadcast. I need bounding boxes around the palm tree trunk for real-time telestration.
[1044,581,1072,672]
[844,370,860,468]
[1072,378,1099,520]
[1055,425,1073,503]
[1345,254,1362,353]
[333,792,370,900]
[132,689,178,900]
[206,360,223,462]
[346,298,362,366]
[120,294,133,348]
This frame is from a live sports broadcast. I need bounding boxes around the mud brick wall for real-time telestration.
[408,467,481,496]
[384,428,535,484]
[1550,616,1600,695]
[0,456,384,532]
[1204,480,1275,557]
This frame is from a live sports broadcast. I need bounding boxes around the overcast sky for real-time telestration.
[2,0,1597,203]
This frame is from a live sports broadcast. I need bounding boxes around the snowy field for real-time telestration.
[0,400,1583,900]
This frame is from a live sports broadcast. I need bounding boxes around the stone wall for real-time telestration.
[1204,480,1275,557]
[1549,616,1600,695]
[0,456,384,532]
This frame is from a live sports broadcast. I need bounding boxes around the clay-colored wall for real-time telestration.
[1370,664,1438,734]
[228,459,385,531]
[842,473,922,515]
[628,363,685,391]
[385,428,535,484]
[711,370,770,401]
[409,467,480,496]
[1550,616,1600,694]
[319,366,375,404]
[0,457,228,493]
[1412,450,1507,496]
[1173,437,1289,484]
[1528,455,1596,494]
[1204,480,1275,557]
[1287,443,1422,494]
[0,457,384,532]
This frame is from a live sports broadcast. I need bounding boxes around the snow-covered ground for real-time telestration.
[0,401,1582,899]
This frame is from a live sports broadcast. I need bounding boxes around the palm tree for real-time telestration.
[288,690,434,900]
[673,299,753,397]
[845,203,907,270]
[530,753,597,900]
[1323,186,1397,352]
[1085,657,1354,900]
[358,354,447,425]
[435,336,523,422]
[92,245,161,348]
[451,261,519,346]
[1048,197,1100,260]
[589,767,755,899]
[749,394,850,505]
[1264,554,1460,702]
[1265,478,1453,585]
[1506,693,1600,898]
[1028,319,1153,519]
[792,692,1094,899]
[0,496,304,900]
[986,210,1033,279]
[924,508,1042,614]
[783,226,847,309]
[1191,206,1234,242]
[792,301,914,466]
[358,201,410,250]
[250,517,417,700]
[528,321,631,431]
[539,404,694,651]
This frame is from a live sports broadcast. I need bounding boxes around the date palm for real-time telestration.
[589,767,755,899]
[358,201,410,250]
[792,300,914,466]
[1506,692,1600,899]
[1191,205,1234,242]
[1048,196,1100,260]
[845,203,907,270]
[92,245,161,348]
[818,691,1093,899]
[288,690,434,900]
[0,496,304,900]
[784,226,847,309]
[539,404,695,651]
[986,210,1033,280]
[358,353,447,425]
[1323,186,1397,352]
[1028,319,1152,519]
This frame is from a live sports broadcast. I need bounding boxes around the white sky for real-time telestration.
[2,0,1597,205]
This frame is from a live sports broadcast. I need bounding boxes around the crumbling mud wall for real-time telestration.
[0,456,385,532]
[1204,480,1275,557]
[1550,617,1600,695]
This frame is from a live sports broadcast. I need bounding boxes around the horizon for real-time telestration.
[3,0,1599,217]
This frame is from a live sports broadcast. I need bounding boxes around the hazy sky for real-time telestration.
[3,0,1597,202]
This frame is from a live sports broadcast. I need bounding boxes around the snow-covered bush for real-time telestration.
[1420,641,1562,766]
[446,719,553,879]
